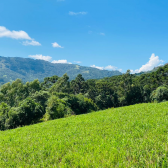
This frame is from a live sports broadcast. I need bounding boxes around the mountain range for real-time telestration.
[0,56,122,84]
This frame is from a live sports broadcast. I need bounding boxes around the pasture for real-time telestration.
[0,102,168,167]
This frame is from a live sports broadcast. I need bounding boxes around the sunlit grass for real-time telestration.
[0,102,168,167]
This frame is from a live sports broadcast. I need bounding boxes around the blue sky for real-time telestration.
[0,0,168,73]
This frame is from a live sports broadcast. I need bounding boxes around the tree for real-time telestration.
[125,84,143,105]
[45,96,67,120]
[0,102,10,130]
[70,74,88,94]
[94,82,117,109]
[41,75,59,90]
[6,97,44,129]
[75,94,98,114]
[31,91,50,109]
[0,82,11,95]
[142,85,151,102]
[26,79,41,94]
[7,79,28,106]
[50,74,70,93]
[85,79,97,101]
[0,79,28,107]
[151,86,168,102]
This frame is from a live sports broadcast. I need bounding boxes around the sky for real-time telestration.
[0,0,168,73]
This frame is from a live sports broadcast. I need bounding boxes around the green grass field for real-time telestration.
[0,102,168,167]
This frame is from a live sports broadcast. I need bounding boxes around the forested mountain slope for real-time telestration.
[0,56,122,84]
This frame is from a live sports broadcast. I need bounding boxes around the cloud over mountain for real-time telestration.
[52,60,72,64]
[29,54,52,61]
[131,53,164,73]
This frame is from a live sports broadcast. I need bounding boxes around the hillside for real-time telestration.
[0,56,122,84]
[0,102,168,167]
[0,63,168,131]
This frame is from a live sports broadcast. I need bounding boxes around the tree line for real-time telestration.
[0,64,168,130]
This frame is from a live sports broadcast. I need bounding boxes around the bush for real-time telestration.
[45,96,69,120]
[73,94,98,114]
[6,98,44,129]
[0,102,10,130]
[31,91,50,109]
[45,93,97,119]
[151,86,168,102]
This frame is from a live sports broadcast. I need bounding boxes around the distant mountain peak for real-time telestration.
[0,56,122,84]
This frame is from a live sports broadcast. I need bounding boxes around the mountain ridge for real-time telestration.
[0,56,122,84]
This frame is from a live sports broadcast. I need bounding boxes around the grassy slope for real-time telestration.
[0,102,168,167]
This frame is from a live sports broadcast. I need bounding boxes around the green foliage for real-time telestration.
[45,96,69,120]
[151,86,168,102]
[0,102,10,130]
[100,64,168,105]
[0,63,168,130]
[125,84,143,105]
[0,56,122,84]
[51,92,97,115]
[31,90,50,108]
[1,102,168,167]
[74,94,98,114]
[70,74,88,94]
[142,85,151,102]
[0,79,42,107]
[41,75,59,89]
[4,98,44,130]
[50,74,70,93]
[26,79,41,94]
[1,58,168,167]
[0,82,10,95]
[18,98,44,124]
[94,82,117,109]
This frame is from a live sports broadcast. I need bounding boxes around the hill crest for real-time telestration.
[0,56,122,84]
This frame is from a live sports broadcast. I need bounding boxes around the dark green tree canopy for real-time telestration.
[0,63,168,130]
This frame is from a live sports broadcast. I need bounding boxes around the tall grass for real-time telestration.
[0,102,168,167]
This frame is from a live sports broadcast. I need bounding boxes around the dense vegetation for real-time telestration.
[0,56,121,84]
[1,102,168,167]
[0,64,168,130]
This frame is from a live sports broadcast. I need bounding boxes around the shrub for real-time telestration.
[151,86,168,102]
[6,98,44,129]
[45,96,68,120]
[0,102,10,130]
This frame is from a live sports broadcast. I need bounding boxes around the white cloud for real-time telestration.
[105,65,122,72]
[52,60,72,64]
[100,33,105,36]
[0,26,32,40]
[130,53,164,73]
[0,26,41,46]
[69,11,88,15]
[91,65,104,70]
[104,65,117,70]
[29,55,72,64]
[22,40,41,46]
[91,64,122,72]
[74,61,81,64]
[29,54,52,61]
[130,69,139,74]
[52,42,63,48]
